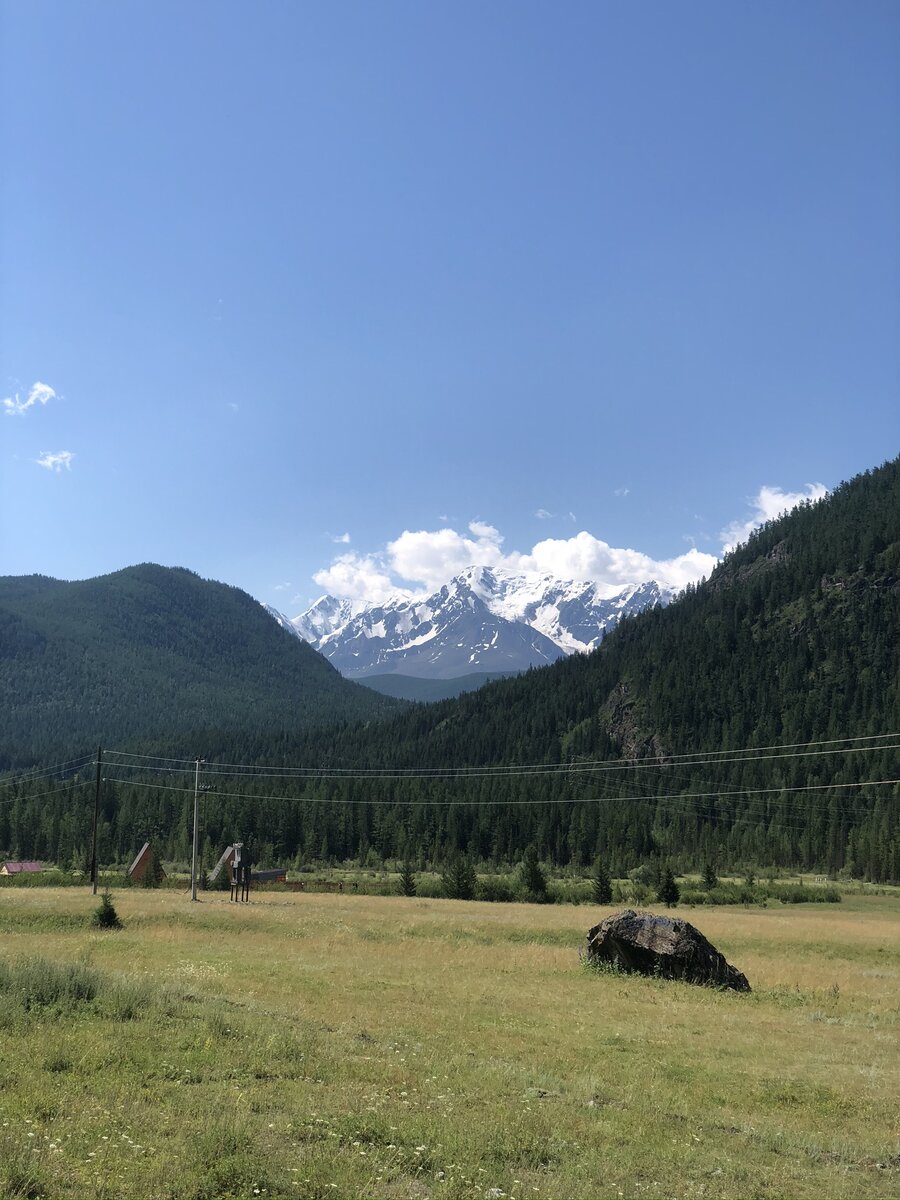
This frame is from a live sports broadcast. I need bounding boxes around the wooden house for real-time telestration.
[0,861,43,876]
[126,842,166,883]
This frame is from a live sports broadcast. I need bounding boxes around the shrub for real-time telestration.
[477,875,515,903]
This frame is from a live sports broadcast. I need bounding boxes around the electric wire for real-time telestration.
[101,733,900,782]
[103,731,900,778]
[0,755,95,791]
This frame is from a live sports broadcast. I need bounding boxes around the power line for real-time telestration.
[100,732,900,782]
[100,773,900,810]
[0,779,87,808]
[0,754,94,791]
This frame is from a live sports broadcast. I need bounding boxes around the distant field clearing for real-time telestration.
[0,888,897,1199]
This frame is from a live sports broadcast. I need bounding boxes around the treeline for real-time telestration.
[2,458,898,881]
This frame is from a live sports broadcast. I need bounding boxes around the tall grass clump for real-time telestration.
[0,956,100,1012]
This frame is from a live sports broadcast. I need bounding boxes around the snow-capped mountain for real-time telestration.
[267,567,674,680]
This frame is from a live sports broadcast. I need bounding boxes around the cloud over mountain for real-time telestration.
[310,483,829,603]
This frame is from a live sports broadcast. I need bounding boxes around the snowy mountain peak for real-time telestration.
[268,567,675,680]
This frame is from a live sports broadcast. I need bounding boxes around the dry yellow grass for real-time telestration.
[0,886,898,1199]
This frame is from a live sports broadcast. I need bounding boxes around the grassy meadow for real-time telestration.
[0,887,897,1200]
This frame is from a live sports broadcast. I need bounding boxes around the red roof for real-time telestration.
[2,861,43,874]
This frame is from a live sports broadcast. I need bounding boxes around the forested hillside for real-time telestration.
[3,460,898,881]
[0,564,399,768]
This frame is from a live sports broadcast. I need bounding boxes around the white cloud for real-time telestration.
[613,486,630,497]
[331,532,351,544]
[313,553,406,604]
[535,508,554,520]
[35,450,74,472]
[313,517,716,600]
[505,532,718,592]
[273,581,291,592]
[309,480,829,603]
[4,381,56,416]
[720,483,827,553]
[387,521,504,590]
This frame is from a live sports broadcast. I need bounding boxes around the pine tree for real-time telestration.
[657,867,680,907]
[399,861,417,897]
[591,858,613,905]
[702,862,718,891]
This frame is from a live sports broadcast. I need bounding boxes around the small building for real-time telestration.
[253,868,288,884]
[126,842,166,883]
[0,861,43,876]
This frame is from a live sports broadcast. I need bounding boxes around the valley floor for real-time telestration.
[0,889,898,1200]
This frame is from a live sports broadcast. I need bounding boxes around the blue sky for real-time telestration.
[2,1,898,611]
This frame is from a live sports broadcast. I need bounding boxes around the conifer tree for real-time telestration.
[399,861,417,897]
[442,854,476,900]
[702,862,718,891]
[657,867,680,907]
[592,858,613,905]
[519,844,548,901]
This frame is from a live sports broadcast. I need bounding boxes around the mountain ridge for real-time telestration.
[0,563,401,768]
[270,568,674,678]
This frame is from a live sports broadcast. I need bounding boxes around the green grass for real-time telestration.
[0,888,898,1198]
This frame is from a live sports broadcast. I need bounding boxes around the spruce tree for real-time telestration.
[519,844,548,901]
[92,889,122,930]
[442,854,476,900]
[657,867,680,907]
[399,861,417,897]
[592,858,613,905]
[702,862,718,891]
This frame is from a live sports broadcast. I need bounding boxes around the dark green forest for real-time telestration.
[0,562,400,768]
[2,459,898,881]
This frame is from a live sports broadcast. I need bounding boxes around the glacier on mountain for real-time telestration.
[265,566,674,680]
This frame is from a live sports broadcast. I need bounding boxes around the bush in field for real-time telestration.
[629,880,654,905]
[477,875,515,903]
[92,890,123,930]
[591,858,613,905]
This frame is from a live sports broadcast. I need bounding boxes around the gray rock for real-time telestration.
[586,909,751,992]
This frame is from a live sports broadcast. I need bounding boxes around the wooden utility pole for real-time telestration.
[91,746,102,895]
[190,757,204,901]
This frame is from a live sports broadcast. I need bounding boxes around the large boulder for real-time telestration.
[586,909,750,992]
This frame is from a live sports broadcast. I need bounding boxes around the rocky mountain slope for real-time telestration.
[270,567,673,678]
